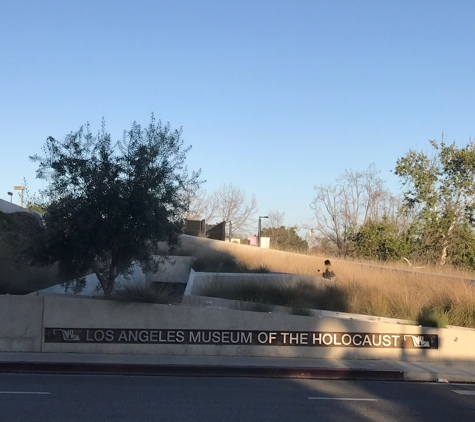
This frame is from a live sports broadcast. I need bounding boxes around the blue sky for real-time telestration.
[2,0,475,233]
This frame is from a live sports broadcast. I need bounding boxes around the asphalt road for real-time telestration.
[1,374,474,421]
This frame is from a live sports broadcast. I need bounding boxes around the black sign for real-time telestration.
[44,328,438,349]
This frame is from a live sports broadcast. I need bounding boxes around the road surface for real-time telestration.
[1,374,474,421]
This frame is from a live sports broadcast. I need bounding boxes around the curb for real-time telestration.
[0,362,404,381]
[403,371,475,383]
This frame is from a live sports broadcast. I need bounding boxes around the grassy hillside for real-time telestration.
[175,235,475,328]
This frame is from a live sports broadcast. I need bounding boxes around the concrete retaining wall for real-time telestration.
[1,295,475,360]
[184,269,323,296]
[145,256,194,285]
[0,295,44,352]
[181,294,411,325]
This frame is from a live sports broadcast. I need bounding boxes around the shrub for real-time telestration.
[290,307,313,316]
[109,283,182,304]
[416,307,450,328]
[233,301,274,313]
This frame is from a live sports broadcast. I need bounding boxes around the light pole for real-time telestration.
[7,192,13,203]
[258,216,268,247]
[14,186,25,207]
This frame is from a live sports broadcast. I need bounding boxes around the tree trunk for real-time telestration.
[439,243,448,267]
[91,262,115,297]
[438,218,457,267]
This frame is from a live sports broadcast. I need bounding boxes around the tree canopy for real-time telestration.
[395,139,475,266]
[349,217,414,262]
[30,115,201,296]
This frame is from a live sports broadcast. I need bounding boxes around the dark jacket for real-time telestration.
[322,269,336,281]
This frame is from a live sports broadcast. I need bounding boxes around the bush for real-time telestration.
[109,283,182,304]
[290,307,313,316]
[416,307,450,328]
[233,301,274,313]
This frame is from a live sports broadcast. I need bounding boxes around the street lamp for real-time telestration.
[258,216,269,247]
[7,192,13,203]
[14,186,25,207]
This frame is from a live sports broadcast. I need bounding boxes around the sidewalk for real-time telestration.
[1,352,475,383]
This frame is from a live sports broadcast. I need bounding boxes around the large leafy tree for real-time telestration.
[395,139,475,266]
[30,115,201,296]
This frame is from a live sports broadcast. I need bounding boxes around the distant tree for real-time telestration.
[261,225,308,252]
[210,183,257,235]
[21,178,48,214]
[266,209,285,230]
[261,210,286,245]
[309,234,339,256]
[395,138,475,266]
[30,115,201,296]
[184,186,216,222]
[311,164,394,256]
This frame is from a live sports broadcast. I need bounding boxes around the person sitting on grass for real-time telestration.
[318,259,336,281]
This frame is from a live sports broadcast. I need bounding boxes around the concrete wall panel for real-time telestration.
[2,294,474,360]
[0,295,43,352]
[184,270,323,296]
[145,256,193,284]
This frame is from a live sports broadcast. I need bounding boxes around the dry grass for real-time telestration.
[177,235,475,328]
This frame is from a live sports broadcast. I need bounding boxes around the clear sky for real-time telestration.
[2,0,475,232]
